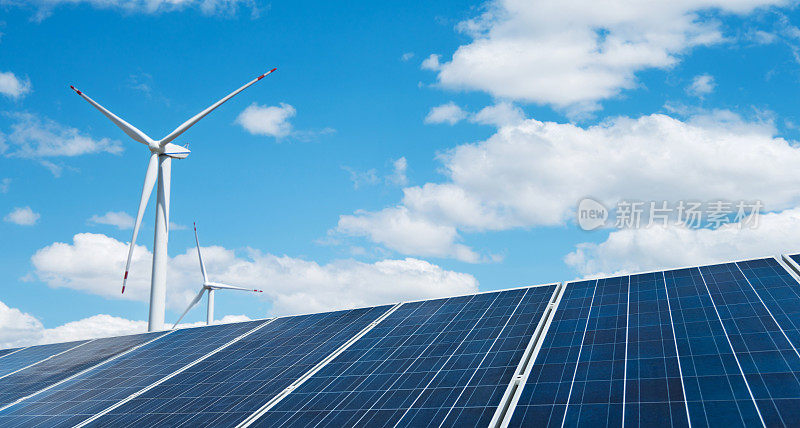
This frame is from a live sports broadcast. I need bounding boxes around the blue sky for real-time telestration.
[2,0,800,345]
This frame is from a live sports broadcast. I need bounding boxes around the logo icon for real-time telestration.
[577,198,608,231]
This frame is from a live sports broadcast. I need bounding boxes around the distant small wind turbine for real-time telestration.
[70,68,276,331]
[173,223,263,328]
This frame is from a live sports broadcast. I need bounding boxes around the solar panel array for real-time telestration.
[1,255,800,427]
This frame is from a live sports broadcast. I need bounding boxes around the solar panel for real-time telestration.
[624,272,688,428]
[508,258,800,427]
[739,258,800,349]
[697,262,800,426]
[256,285,556,428]
[0,340,88,379]
[87,305,392,427]
[0,349,22,359]
[0,332,161,409]
[0,320,267,428]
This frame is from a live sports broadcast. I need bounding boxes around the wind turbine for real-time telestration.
[71,68,276,331]
[173,223,263,327]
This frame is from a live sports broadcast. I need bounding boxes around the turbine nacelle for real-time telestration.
[159,143,191,159]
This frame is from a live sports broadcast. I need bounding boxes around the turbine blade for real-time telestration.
[172,287,206,329]
[208,282,263,293]
[69,85,154,146]
[194,222,209,283]
[158,68,277,146]
[122,153,159,294]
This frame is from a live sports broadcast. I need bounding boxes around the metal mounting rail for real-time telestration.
[488,282,567,428]
[75,318,276,427]
[236,302,404,428]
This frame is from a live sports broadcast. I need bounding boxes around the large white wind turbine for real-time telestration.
[71,68,276,331]
[173,223,263,327]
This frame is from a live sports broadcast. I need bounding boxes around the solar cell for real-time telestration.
[0,332,162,409]
[0,320,266,428]
[507,280,597,427]
[738,258,800,351]
[254,285,556,428]
[0,341,88,379]
[0,349,22,359]
[698,262,800,427]
[87,305,392,427]
[625,272,688,428]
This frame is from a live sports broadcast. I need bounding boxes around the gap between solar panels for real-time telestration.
[489,282,567,428]
[236,302,403,428]
[74,317,276,428]
[0,330,173,413]
[779,254,800,282]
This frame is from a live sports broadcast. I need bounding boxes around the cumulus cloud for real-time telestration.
[0,71,31,99]
[236,103,296,138]
[1,112,122,160]
[566,207,800,278]
[688,74,716,96]
[429,0,784,112]
[0,178,10,193]
[0,300,252,348]
[5,206,40,226]
[88,211,134,230]
[29,233,479,316]
[470,102,526,127]
[337,110,800,261]
[424,102,468,125]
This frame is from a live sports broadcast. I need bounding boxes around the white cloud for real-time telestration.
[421,54,441,71]
[236,103,296,138]
[1,112,123,159]
[470,102,526,127]
[0,300,252,348]
[688,74,716,96]
[88,211,134,230]
[337,110,800,261]
[401,52,415,61]
[11,0,259,21]
[0,71,31,99]
[424,102,468,125]
[337,207,481,263]
[430,0,784,112]
[5,206,40,226]
[388,157,408,186]
[30,233,479,316]
[566,207,800,278]
[0,178,10,193]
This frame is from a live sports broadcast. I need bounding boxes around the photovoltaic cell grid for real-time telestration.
[0,332,161,408]
[698,263,800,426]
[0,349,21,359]
[255,285,556,428]
[625,272,688,428]
[511,258,800,428]
[508,279,595,427]
[88,305,392,427]
[0,340,88,378]
[0,319,266,428]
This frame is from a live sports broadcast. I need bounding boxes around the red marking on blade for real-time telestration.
[121,286,126,294]
[124,271,128,279]
[270,68,277,72]
[257,74,265,80]
[70,85,82,95]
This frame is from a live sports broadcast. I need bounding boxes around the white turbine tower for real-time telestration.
[173,223,263,327]
[71,68,276,331]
